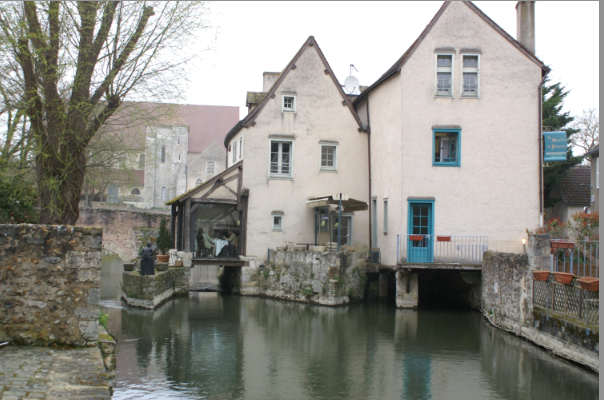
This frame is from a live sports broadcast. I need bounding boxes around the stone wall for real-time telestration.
[239,250,368,306]
[121,268,189,309]
[0,224,102,346]
[481,250,532,329]
[77,207,170,261]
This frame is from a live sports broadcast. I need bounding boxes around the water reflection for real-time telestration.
[102,262,598,400]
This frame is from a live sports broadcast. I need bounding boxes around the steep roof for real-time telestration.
[354,1,549,105]
[102,102,239,153]
[557,167,591,205]
[224,36,365,147]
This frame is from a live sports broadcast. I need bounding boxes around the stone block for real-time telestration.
[78,320,99,341]
[88,288,100,306]
[75,307,99,320]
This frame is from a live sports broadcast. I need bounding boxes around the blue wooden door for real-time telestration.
[408,203,433,263]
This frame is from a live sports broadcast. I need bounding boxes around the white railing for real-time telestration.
[550,239,599,278]
[397,234,488,264]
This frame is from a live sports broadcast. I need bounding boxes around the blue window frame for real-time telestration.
[433,128,461,167]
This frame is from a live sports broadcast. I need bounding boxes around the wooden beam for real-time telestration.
[237,166,243,211]
[191,198,238,205]
[184,199,191,252]
[201,173,240,199]
[171,204,176,249]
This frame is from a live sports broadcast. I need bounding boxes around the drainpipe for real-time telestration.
[538,71,548,227]
[366,99,373,249]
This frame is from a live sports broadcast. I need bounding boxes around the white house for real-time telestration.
[168,1,548,273]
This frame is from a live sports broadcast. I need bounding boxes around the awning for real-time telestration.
[306,195,368,213]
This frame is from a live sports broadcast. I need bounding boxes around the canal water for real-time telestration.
[100,256,599,400]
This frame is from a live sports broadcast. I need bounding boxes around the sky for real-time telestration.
[183,1,599,123]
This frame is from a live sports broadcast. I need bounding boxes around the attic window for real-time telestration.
[282,95,296,113]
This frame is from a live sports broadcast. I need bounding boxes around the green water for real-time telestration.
[101,256,599,400]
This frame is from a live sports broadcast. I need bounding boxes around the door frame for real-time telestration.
[407,199,435,263]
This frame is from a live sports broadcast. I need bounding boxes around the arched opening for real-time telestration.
[161,146,166,163]
[195,178,203,186]
[206,161,215,175]
[131,188,141,195]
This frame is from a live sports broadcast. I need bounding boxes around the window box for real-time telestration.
[532,271,549,281]
[551,241,575,249]
[436,236,451,242]
[577,277,599,292]
[409,235,424,241]
[552,272,575,285]
[433,128,461,167]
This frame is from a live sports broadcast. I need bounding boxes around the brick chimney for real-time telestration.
[516,1,535,54]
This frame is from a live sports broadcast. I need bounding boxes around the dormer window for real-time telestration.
[282,95,296,112]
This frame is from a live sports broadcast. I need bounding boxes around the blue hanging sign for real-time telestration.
[543,131,567,162]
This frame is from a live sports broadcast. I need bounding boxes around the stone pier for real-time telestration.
[121,268,189,309]
[395,270,418,308]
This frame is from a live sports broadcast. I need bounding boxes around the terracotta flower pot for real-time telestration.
[157,254,169,263]
[577,277,599,292]
[532,271,549,281]
[552,272,575,285]
[551,241,575,249]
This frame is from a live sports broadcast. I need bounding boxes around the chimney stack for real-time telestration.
[516,1,535,54]
[263,72,280,92]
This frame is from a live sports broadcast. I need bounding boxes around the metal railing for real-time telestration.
[397,234,488,264]
[550,240,599,278]
[533,275,599,326]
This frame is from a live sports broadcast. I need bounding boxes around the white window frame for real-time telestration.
[238,137,242,160]
[282,95,296,113]
[232,141,237,164]
[460,54,480,98]
[272,212,284,231]
[268,140,294,179]
[319,144,338,171]
[435,53,454,97]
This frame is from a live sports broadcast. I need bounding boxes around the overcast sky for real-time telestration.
[183,1,599,123]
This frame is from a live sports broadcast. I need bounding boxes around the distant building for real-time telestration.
[585,145,599,213]
[99,103,239,209]
[545,166,591,225]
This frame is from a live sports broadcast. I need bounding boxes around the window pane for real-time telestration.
[321,146,335,167]
[464,73,477,92]
[437,55,451,67]
[463,56,478,67]
[437,73,451,92]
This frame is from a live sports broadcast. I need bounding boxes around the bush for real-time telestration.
[568,211,599,241]
[0,170,39,224]
[526,217,567,239]
[156,217,172,255]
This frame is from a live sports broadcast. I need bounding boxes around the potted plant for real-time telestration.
[156,217,171,263]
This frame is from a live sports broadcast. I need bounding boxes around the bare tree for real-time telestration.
[571,108,599,156]
[0,1,215,224]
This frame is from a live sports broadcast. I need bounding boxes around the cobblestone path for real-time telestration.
[0,346,111,400]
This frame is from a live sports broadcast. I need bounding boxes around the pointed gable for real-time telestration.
[224,36,365,147]
[354,1,549,105]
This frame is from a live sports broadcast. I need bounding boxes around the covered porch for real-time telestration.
[166,162,248,266]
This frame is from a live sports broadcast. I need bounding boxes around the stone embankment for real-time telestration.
[481,234,599,373]
[0,224,102,346]
[238,250,367,306]
[122,267,190,309]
